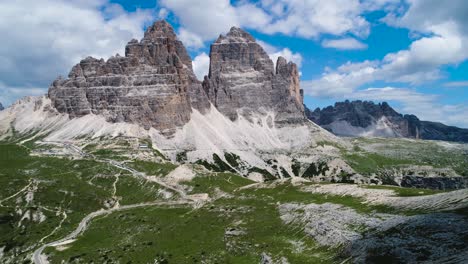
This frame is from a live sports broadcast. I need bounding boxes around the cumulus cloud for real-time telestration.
[260,0,369,38]
[192,52,210,80]
[302,0,468,127]
[444,81,468,88]
[257,40,303,68]
[303,0,468,98]
[0,0,154,105]
[161,0,397,48]
[352,87,436,106]
[322,38,368,50]
[178,28,205,49]
[302,60,378,97]
[160,0,270,48]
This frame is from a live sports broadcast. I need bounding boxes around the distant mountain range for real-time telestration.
[306,100,468,142]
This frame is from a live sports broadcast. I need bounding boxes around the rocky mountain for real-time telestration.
[48,20,210,133]
[202,27,305,124]
[307,100,468,142]
[1,20,335,176]
[0,102,3,111]
[48,21,306,135]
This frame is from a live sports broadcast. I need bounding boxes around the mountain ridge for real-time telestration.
[306,100,468,142]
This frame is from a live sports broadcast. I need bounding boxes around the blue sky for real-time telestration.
[0,0,467,127]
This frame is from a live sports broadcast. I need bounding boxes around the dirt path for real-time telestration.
[0,179,34,206]
[32,200,191,264]
[31,141,198,264]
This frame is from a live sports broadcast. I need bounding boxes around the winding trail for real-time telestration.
[32,200,191,264]
[0,179,34,206]
[31,141,196,264]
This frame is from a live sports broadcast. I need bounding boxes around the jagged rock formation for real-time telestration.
[202,27,305,124]
[0,102,4,111]
[307,100,468,142]
[48,21,307,133]
[48,20,210,132]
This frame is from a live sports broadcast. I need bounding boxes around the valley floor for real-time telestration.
[0,137,467,264]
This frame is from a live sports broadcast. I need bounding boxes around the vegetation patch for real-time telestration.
[364,185,446,197]
[128,160,177,176]
[224,152,241,168]
[302,162,330,178]
[344,152,413,175]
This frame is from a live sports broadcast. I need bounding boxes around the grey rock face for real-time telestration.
[400,175,467,190]
[0,102,4,111]
[415,119,468,142]
[48,20,210,132]
[281,202,468,264]
[307,100,468,142]
[348,213,468,264]
[202,27,305,124]
[307,100,411,137]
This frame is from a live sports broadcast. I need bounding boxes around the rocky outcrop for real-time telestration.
[413,119,468,142]
[202,27,305,125]
[400,175,467,190]
[307,100,468,142]
[0,102,4,111]
[48,20,210,133]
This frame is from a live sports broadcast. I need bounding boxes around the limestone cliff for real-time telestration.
[48,20,210,133]
[202,27,305,125]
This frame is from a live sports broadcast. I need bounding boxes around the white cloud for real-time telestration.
[322,38,368,50]
[178,28,204,49]
[161,0,397,48]
[353,87,436,105]
[192,52,210,80]
[304,21,468,98]
[0,0,154,105]
[257,40,302,68]
[160,0,271,48]
[302,60,377,97]
[444,81,468,88]
[270,49,303,69]
[304,0,468,100]
[0,82,47,107]
[260,0,370,38]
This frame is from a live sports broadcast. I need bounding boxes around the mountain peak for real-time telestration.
[49,19,209,132]
[204,26,305,123]
[143,19,177,41]
[216,26,255,43]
